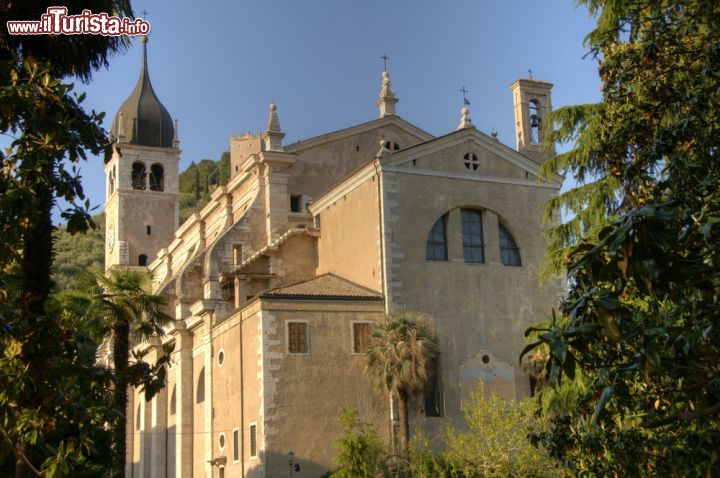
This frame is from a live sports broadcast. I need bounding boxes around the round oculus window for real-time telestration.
[217,349,225,366]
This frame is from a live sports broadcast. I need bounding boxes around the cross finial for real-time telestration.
[528,68,533,79]
[140,9,149,19]
[460,86,470,105]
[381,53,389,72]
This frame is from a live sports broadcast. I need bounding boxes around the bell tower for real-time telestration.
[104,35,180,270]
[509,76,554,163]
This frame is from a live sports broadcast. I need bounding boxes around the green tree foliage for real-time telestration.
[0,65,112,478]
[70,268,172,478]
[328,390,561,478]
[330,409,387,478]
[178,153,230,223]
[365,311,438,452]
[442,386,561,477]
[526,0,720,475]
[53,214,105,291]
[1,3,135,475]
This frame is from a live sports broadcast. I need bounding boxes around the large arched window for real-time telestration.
[425,213,448,261]
[461,209,484,263]
[499,223,522,266]
[149,163,164,191]
[196,367,205,403]
[131,162,146,190]
[528,100,541,144]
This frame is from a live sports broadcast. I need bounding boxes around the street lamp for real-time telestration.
[287,449,300,476]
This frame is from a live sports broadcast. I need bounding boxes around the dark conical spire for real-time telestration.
[111,36,175,148]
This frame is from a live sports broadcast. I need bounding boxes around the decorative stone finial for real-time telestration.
[376,138,390,157]
[457,106,474,130]
[491,127,498,139]
[376,70,398,118]
[172,118,180,148]
[264,102,285,151]
[116,111,126,142]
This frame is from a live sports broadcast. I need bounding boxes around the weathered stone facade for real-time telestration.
[106,38,563,478]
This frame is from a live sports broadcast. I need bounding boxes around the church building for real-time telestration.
[104,36,563,477]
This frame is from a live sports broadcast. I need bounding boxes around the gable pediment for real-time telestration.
[381,128,561,186]
[285,115,433,153]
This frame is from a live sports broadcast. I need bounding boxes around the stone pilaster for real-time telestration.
[150,349,168,477]
[175,330,194,478]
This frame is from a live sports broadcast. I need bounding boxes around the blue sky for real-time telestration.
[61,0,601,220]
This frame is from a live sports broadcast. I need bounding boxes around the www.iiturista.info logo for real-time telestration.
[7,7,150,36]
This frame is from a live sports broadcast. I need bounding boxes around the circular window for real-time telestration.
[217,349,225,367]
[464,153,479,171]
[219,433,226,450]
[482,354,490,364]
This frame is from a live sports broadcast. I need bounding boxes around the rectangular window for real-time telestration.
[232,428,239,462]
[290,195,302,213]
[287,322,308,353]
[353,323,371,354]
[146,225,151,235]
[219,467,225,478]
[221,281,235,303]
[249,424,257,457]
[461,209,484,263]
[424,358,442,417]
[233,244,243,267]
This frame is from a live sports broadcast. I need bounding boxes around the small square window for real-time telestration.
[287,322,308,353]
[353,323,371,354]
[290,195,302,213]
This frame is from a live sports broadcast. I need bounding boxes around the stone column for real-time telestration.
[203,331,214,478]
[142,389,153,477]
[150,348,168,478]
[175,330,194,478]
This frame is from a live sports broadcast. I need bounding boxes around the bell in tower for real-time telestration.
[509,75,554,163]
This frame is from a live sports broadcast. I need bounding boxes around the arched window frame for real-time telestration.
[149,163,165,191]
[425,213,448,261]
[499,222,522,266]
[528,99,541,144]
[131,162,146,190]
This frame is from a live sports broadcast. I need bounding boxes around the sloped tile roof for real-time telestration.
[260,273,383,301]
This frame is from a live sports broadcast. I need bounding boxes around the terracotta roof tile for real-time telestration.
[260,273,383,301]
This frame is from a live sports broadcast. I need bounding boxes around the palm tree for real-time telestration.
[76,268,172,478]
[365,310,439,452]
